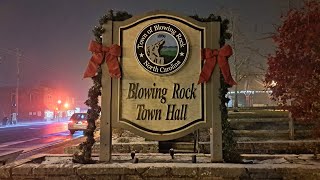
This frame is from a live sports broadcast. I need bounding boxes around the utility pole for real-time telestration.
[14,48,21,124]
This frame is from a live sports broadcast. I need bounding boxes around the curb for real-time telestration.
[17,136,87,160]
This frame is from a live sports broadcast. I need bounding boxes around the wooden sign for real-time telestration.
[100,11,223,162]
[101,11,221,141]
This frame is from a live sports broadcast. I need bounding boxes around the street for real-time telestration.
[0,120,84,160]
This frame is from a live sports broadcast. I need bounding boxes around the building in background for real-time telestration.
[228,76,277,108]
[0,85,77,122]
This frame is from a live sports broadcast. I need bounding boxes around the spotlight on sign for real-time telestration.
[192,155,197,163]
[131,151,136,159]
[169,148,174,159]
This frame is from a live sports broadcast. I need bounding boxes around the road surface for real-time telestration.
[0,120,84,160]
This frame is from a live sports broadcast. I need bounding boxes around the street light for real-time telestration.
[56,100,62,121]
[64,103,69,109]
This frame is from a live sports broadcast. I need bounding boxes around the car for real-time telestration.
[68,113,88,135]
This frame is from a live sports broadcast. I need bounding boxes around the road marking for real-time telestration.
[0,138,40,148]
[21,140,64,153]
[0,121,64,129]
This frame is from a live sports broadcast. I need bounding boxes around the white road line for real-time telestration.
[21,140,64,153]
[0,138,40,148]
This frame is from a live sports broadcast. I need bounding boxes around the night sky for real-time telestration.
[0,0,299,102]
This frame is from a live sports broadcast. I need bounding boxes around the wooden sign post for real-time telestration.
[100,11,223,162]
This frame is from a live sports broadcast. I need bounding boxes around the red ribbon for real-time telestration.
[83,40,121,79]
[198,45,236,86]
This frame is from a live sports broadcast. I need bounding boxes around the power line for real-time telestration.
[0,80,15,86]
[19,54,57,72]
[0,48,57,73]
[0,48,62,91]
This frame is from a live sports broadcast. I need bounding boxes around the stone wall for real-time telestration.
[1,156,320,180]
[64,142,159,154]
[236,140,320,154]
[199,140,320,154]
[65,140,320,155]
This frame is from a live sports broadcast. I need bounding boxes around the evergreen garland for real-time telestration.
[190,14,240,162]
[74,11,239,164]
[220,76,241,162]
[73,10,132,164]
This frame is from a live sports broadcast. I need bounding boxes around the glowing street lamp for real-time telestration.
[64,102,69,109]
[55,100,62,120]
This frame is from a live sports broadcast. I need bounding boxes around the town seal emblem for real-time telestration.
[135,22,189,75]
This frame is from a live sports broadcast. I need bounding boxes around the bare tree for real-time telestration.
[228,14,255,109]
[221,11,269,109]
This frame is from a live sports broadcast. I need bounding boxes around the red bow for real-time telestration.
[83,40,121,78]
[198,45,236,86]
